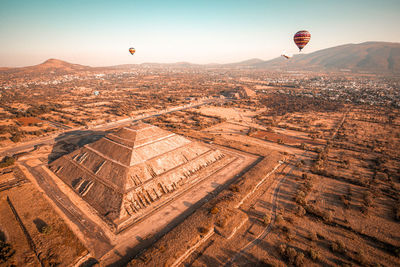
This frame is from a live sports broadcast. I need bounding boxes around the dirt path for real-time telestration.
[222,159,296,266]
[219,110,347,266]
[223,149,312,266]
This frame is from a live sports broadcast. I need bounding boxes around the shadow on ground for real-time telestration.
[48,130,107,163]
[0,229,6,242]
[33,218,49,233]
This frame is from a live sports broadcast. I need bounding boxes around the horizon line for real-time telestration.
[1,40,398,68]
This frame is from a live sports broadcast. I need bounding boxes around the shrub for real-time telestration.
[229,184,240,192]
[308,247,320,261]
[394,247,400,258]
[158,245,166,253]
[303,180,313,192]
[295,206,306,217]
[307,231,317,241]
[263,214,271,225]
[210,207,219,214]
[285,216,294,224]
[0,156,15,168]
[294,191,306,206]
[395,205,400,221]
[216,217,227,228]
[41,225,52,235]
[198,226,209,235]
[275,214,284,224]
[340,195,350,209]
[360,206,369,214]
[363,192,373,207]
[281,225,290,233]
[355,249,367,265]
[331,240,346,254]
[295,252,305,267]
[10,133,22,143]
[322,210,333,222]
[286,247,297,264]
[0,240,15,263]
[295,162,303,168]
[277,244,287,256]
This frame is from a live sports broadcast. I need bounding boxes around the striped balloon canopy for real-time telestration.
[129,47,136,55]
[293,30,311,52]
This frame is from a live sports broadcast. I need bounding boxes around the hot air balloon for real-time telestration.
[293,30,311,51]
[129,47,136,55]
[281,51,292,59]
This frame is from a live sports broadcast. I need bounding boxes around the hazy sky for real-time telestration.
[1,0,399,67]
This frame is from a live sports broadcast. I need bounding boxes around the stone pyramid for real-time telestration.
[50,122,226,231]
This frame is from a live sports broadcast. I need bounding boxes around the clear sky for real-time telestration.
[1,0,399,67]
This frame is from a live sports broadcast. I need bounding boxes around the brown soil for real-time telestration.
[251,129,324,146]
[0,171,87,266]
[15,117,42,126]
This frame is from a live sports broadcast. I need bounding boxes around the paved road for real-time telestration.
[0,99,220,158]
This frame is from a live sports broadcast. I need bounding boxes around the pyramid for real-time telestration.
[49,122,228,231]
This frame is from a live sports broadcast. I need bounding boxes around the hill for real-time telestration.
[224,58,264,68]
[253,42,400,73]
[34,58,89,71]
[0,59,91,75]
[2,42,399,74]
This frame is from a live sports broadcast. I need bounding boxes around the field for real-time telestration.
[128,100,400,267]
[0,65,399,266]
[0,166,88,266]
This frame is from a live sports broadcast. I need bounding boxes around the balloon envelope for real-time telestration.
[129,47,136,55]
[293,30,311,51]
[281,51,292,59]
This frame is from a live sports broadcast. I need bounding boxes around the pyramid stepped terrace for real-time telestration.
[49,122,236,232]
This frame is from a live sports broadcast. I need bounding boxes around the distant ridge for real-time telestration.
[224,58,264,67]
[1,42,399,74]
[252,42,400,73]
[40,58,87,68]
[0,58,91,75]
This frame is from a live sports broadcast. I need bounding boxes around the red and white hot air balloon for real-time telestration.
[293,30,311,52]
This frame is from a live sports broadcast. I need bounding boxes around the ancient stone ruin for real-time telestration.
[49,122,231,232]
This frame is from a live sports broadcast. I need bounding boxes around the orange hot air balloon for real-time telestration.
[129,47,136,55]
[293,30,311,51]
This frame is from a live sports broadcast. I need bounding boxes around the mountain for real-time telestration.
[224,58,264,67]
[0,59,91,75]
[1,42,399,74]
[253,42,400,73]
[33,58,90,72]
